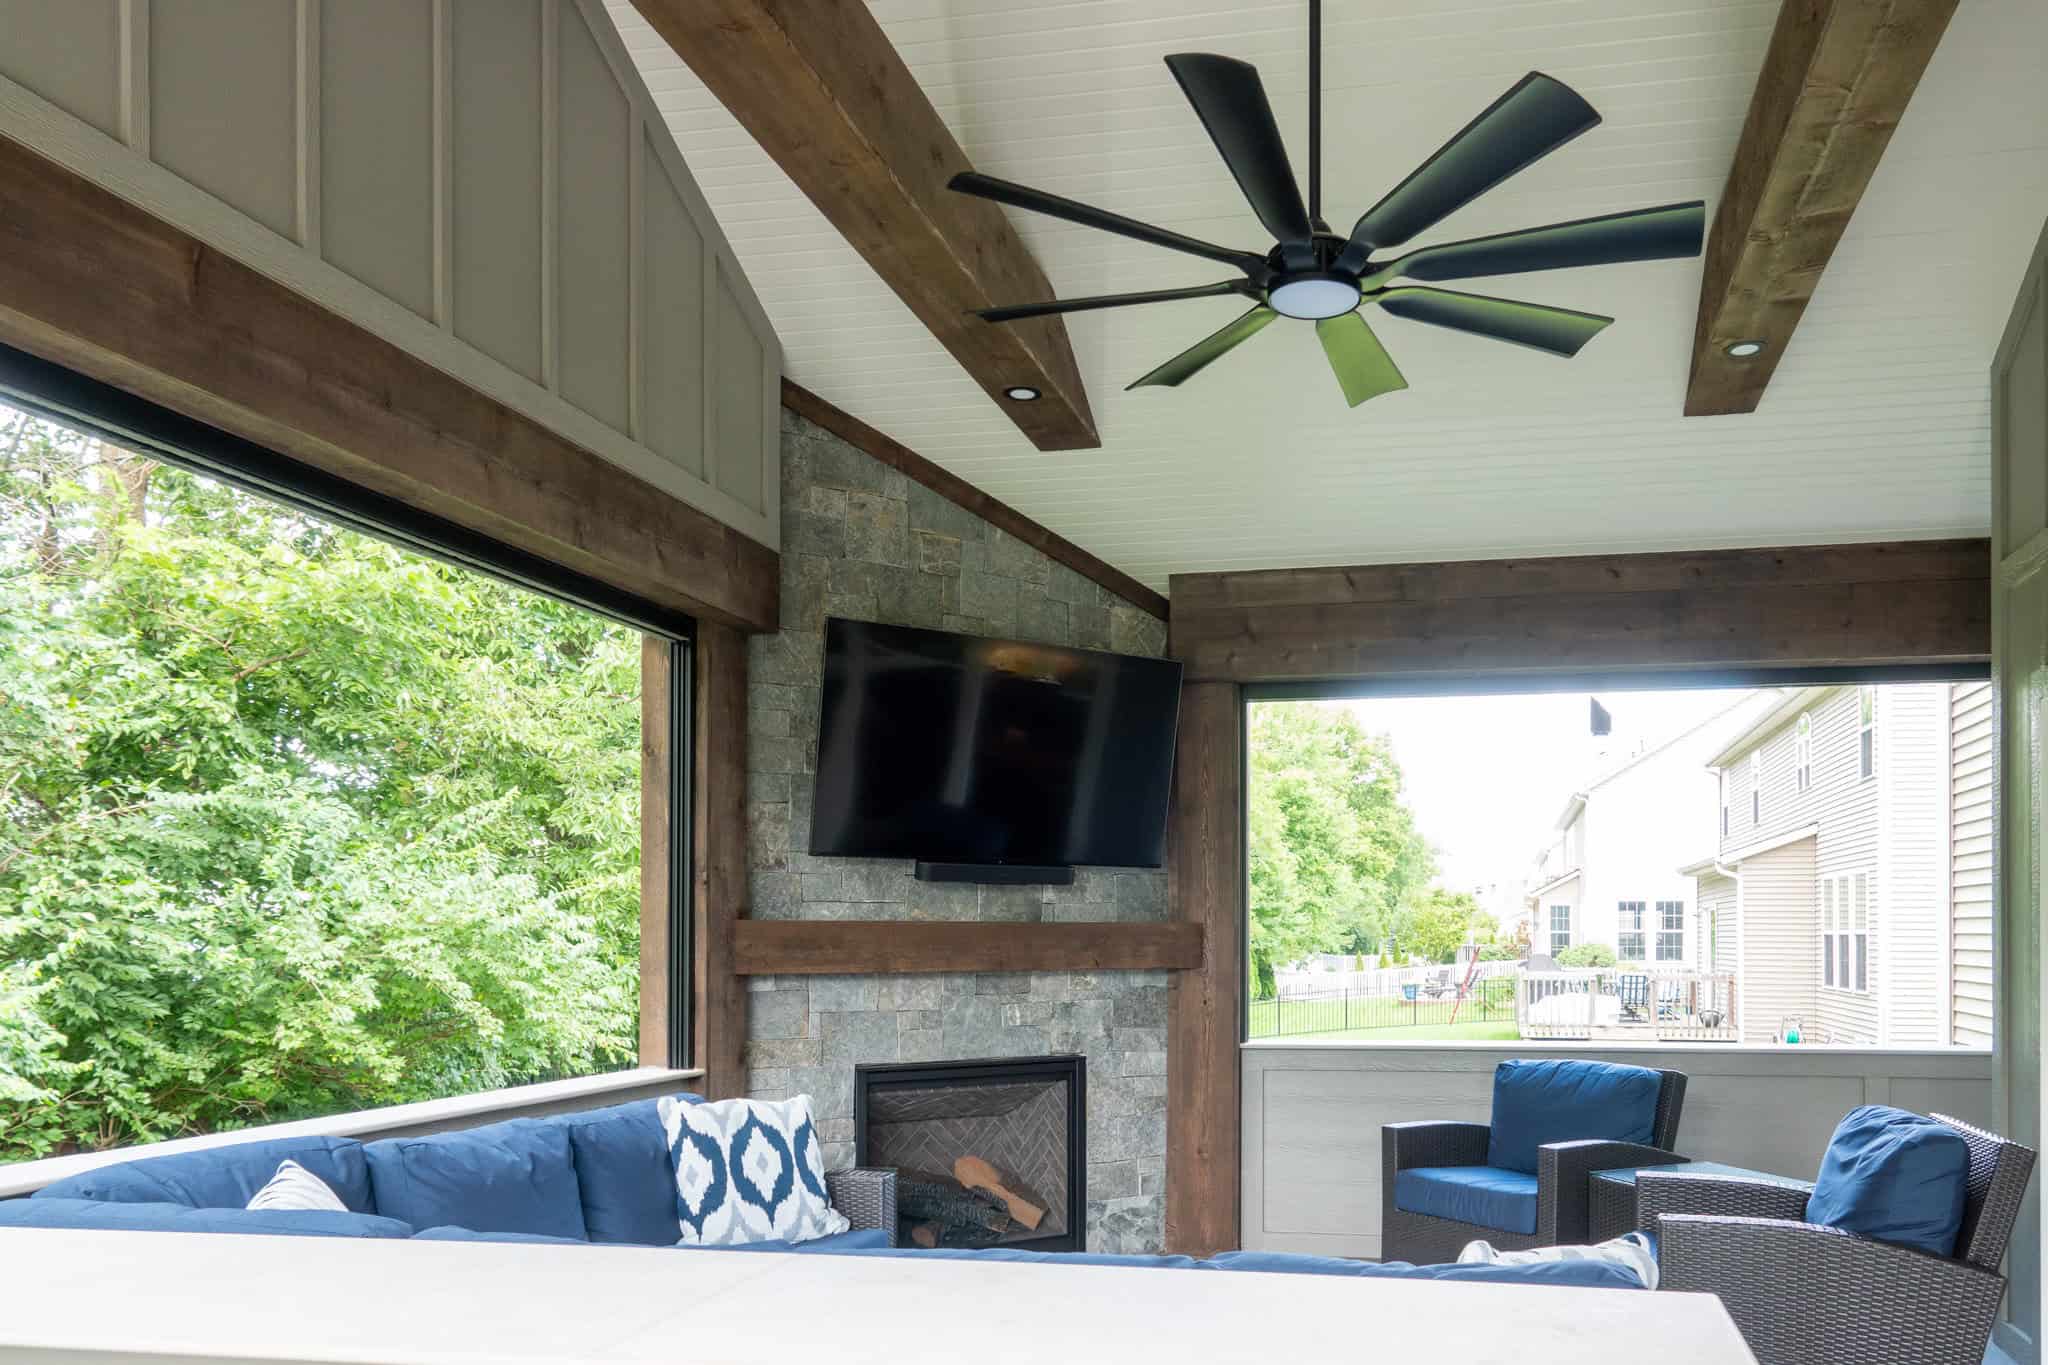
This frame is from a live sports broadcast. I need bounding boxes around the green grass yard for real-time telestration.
[1272,1019,1522,1043]
[1247,992,1520,1042]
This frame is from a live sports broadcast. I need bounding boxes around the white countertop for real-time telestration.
[0,1228,1757,1364]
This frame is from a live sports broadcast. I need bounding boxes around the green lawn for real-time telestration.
[1247,992,1517,1040]
[1273,1019,1522,1043]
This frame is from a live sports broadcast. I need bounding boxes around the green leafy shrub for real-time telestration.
[1556,943,1617,969]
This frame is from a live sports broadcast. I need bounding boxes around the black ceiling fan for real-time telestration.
[950,0,1706,407]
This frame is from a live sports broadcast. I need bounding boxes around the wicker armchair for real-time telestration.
[826,1168,898,1246]
[1649,1112,2036,1365]
[1381,1066,1688,1264]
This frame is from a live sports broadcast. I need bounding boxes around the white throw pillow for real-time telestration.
[658,1094,850,1246]
[1458,1231,1661,1290]
[246,1159,348,1212]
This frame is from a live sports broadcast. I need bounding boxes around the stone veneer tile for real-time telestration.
[744,416,1171,1255]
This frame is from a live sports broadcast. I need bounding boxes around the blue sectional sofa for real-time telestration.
[0,1094,1644,1290]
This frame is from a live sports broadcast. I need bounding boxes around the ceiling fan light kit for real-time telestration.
[953,0,1706,409]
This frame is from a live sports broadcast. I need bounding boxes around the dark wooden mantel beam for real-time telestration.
[1686,0,1957,416]
[630,0,1098,451]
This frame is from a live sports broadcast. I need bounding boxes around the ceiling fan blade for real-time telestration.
[1315,312,1407,407]
[1375,285,1612,358]
[1127,305,1280,389]
[1164,54,1315,265]
[1335,73,1599,272]
[1367,201,1707,286]
[977,281,1249,323]
[949,172,1268,274]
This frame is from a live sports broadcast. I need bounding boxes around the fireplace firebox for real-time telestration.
[853,1055,1086,1253]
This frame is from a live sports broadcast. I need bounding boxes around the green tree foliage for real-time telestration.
[1246,703,1434,996]
[0,412,641,1160]
[1557,943,1617,968]
[1393,888,1495,965]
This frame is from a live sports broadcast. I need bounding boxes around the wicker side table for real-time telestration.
[1589,1161,1814,1241]
[825,1167,899,1246]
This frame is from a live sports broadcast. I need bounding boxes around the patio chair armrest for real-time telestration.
[1535,1140,1687,1245]
[826,1168,898,1243]
[1381,1121,1492,1174]
[1659,1214,2006,1365]
[1636,1169,1812,1225]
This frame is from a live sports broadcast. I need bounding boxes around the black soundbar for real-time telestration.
[913,861,1074,886]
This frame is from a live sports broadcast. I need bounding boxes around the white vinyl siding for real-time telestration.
[1949,681,1994,1046]
[1736,835,1818,1043]
[1876,684,1952,1045]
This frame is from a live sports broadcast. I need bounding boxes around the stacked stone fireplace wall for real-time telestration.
[743,407,1172,1254]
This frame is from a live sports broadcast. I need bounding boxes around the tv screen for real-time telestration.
[809,618,1184,868]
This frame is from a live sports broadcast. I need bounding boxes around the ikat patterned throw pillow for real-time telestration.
[657,1094,850,1246]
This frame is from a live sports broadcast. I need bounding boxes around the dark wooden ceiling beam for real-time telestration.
[1686,0,1958,416]
[630,0,1098,451]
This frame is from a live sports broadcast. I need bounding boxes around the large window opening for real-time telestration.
[1245,675,1988,1049]
[0,401,675,1162]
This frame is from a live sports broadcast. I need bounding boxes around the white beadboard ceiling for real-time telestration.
[606,0,2048,590]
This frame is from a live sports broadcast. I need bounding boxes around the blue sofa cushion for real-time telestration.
[0,1197,412,1240]
[1393,1165,1540,1236]
[1804,1105,1971,1257]
[1205,1249,1644,1289]
[364,1117,588,1241]
[31,1137,374,1214]
[413,1225,591,1246]
[558,1095,701,1246]
[1487,1059,1663,1175]
[831,1244,1204,1269]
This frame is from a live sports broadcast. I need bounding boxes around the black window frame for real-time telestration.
[0,340,696,1069]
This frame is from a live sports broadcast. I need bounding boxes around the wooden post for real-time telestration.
[692,621,749,1099]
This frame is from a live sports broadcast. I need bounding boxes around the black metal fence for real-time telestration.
[1246,979,1518,1039]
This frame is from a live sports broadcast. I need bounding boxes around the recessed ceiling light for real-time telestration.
[1725,340,1765,358]
[1004,386,1041,401]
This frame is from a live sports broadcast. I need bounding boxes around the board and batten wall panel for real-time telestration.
[449,0,545,382]
[320,0,435,317]
[1993,216,2048,1364]
[1240,1044,1993,1261]
[0,0,779,550]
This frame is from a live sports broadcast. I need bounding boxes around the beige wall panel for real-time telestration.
[148,0,297,238]
[640,138,705,480]
[711,262,765,515]
[554,0,630,432]
[320,0,435,318]
[449,0,544,382]
[2004,277,2047,553]
[0,0,121,138]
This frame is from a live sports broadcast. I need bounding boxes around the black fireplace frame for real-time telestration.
[853,1054,1087,1253]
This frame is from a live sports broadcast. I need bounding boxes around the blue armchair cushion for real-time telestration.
[559,1095,701,1246]
[364,1117,588,1241]
[31,1136,374,1214]
[1392,1166,1540,1236]
[0,1197,412,1239]
[1804,1105,1971,1257]
[1486,1059,1663,1174]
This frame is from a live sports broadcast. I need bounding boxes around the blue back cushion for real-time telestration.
[559,1094,700,1246]
[31,1136,373,1213]
[1486,1059,1663,1174]
[0,1197,412,1240]
[1392,1166,1540,1235]
[364,1117,588,1240]
[1804,1105,1971,1257]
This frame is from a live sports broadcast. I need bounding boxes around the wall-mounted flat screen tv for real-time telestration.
[809,618,1184,868]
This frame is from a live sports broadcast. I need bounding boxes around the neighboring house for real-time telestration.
[1525,695,1775,969]
[1681,682,1989,1046]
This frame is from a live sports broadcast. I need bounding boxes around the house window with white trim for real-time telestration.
[1822,872,1872,993]
[1656,900,1685,961]
[1617,901,1645,961]
[1795,712,1812,791]
[1549,904,1572,958]
[1858,686,1876,781]
[1750,751,1762,825]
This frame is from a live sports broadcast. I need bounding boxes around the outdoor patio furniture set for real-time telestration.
[1384,1058,2037,1365]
